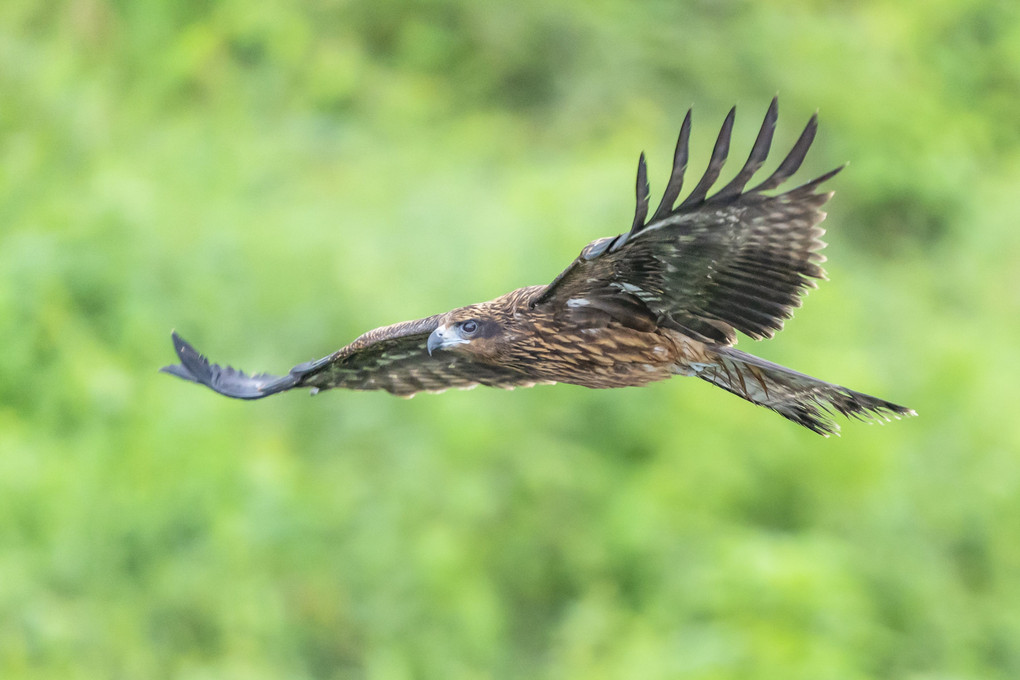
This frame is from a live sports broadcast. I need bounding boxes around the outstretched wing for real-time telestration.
[533,98,841,345]
[161,316,534,399]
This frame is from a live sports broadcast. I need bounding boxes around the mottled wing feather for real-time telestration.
[161,316,535,400]
[535,98,840,345]
[304,316,537,396]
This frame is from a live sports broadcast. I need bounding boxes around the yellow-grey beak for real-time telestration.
[427,327,444,356]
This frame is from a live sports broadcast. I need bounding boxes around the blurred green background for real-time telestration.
[2,0,1019,678]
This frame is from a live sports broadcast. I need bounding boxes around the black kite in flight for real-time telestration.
[163,99,915,436]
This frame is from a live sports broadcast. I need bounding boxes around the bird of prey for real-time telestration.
[163,99,915,436]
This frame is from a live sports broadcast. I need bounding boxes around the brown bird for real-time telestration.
[163,99,915,436]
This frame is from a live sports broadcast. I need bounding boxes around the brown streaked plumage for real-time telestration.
[162,99,915,436]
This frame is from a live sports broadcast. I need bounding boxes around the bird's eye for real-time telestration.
[461,320,479,335]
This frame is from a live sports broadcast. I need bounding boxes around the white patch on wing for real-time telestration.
[639,214,685,234]
[609,281,661,302]
[567,298,591,307]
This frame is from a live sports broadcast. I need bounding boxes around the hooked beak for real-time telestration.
[427,326,446,356]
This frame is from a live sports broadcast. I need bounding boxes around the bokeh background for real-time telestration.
[2,0,1019,678]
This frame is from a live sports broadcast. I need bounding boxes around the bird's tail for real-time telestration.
[694,345,915,436]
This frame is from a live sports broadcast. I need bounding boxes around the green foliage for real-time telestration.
[2,0,1019,678]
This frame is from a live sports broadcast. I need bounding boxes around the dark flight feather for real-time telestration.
[711,96,778,202]
[632,152,650,234]
[748,112,818,193]
[678,106,735,208]
[650,110,692,222]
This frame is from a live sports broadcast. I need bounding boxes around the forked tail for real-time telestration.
[695,346,915,436]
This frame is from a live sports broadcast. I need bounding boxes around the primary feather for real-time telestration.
[163,98,915,435]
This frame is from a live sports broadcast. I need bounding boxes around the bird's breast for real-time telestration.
[503,321,683,388]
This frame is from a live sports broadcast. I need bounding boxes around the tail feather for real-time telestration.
[695,346,915,436]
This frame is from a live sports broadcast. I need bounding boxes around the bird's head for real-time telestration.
[427,304,509,361]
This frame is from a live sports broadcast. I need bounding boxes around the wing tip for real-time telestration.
[161,330,295,400]
[632,151,650,233]
[159,362,196,382]
[165,330,208,380]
